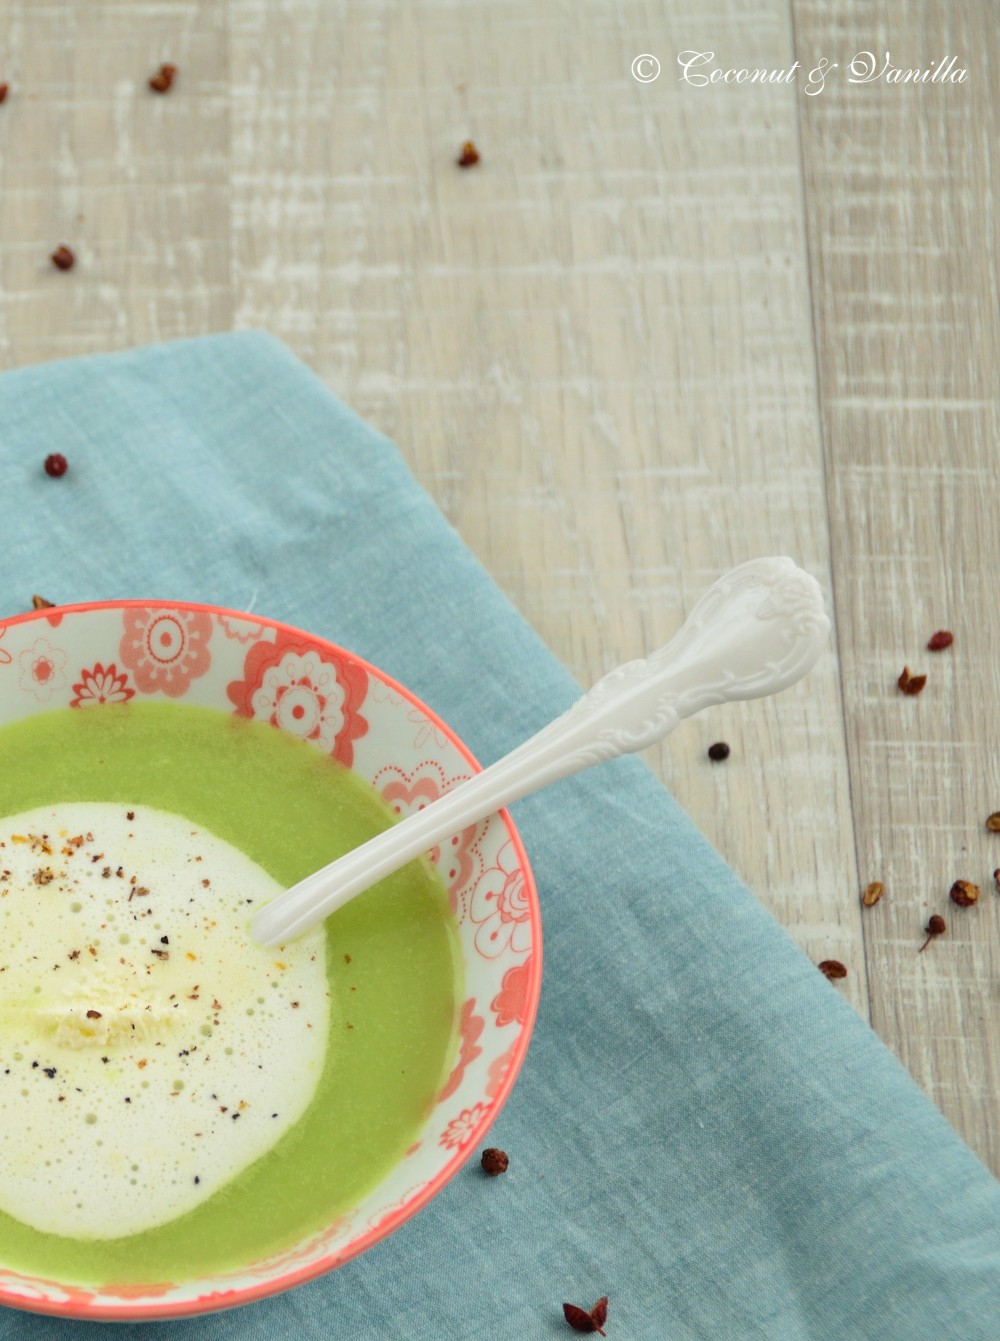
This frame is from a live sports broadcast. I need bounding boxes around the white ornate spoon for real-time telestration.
[252,556,829,946]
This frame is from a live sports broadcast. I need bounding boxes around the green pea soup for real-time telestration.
[0,701,462,1285]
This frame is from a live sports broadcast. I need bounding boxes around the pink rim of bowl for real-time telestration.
[0,600,543,1321]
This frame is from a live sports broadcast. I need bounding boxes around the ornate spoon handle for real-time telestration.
[252,557,829,945]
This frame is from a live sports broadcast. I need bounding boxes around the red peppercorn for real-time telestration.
[457,140,480,168]
[862,881,885,908]
[50,245,75,271]
[563,1298,608,1336]
[949,879,979,908]
[44,453,68,478]
[918,914,946,953]
[481,1147,509,1176]
[817,959,847,981]
[897,666,927,696]
[927,630,953,652]
[0,83,9,105]
[149,63,178,93]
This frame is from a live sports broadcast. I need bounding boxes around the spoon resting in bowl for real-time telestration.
[251,556,830,947]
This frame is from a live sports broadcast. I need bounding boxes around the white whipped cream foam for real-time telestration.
[0,803,329,1239]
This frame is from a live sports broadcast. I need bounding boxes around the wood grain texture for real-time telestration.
[0,0,995,1165]
[791,1,1000,1168]
[0,0,230,357]
[229,0,863,1015]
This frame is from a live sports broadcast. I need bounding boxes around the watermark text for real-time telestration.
[631,50,968,93]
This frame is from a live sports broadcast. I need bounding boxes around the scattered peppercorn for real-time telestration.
[862,881,884,908]
[817,959,847,981]
[457,140,480,167]
[126,811,135,821]
[707,741,730,762]
[50,245,75,271]
[31,595,55,610]
[949,879,979,908]
[563,1298,608,1336]
[986,813,1000,833]
[481,1147,509,1176]
[927,630,953,652]
[148,63,178,93]
[0,84,8,104]
[897,666,927,696]
[43,453,68,478]
[994,869,1000,893]
[918,914,946,953]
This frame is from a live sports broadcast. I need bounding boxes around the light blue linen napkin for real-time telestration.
[0,333,998,1340]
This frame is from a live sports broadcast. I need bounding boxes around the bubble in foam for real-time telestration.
[0,803,329,1239]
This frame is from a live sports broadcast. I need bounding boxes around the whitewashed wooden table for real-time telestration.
[1,2,998,1171]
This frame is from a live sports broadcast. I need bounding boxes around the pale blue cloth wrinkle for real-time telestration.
[0,332,998,1340]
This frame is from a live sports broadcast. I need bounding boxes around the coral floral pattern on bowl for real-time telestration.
[218,615,265,645]
[485,1042,518,1101]
[0,600,541,1323]
[373,761,486,916]
[491,954,535,1028]
[470,839,532,959]
[227,635,369,767]
[17,637,68,702]
[438,999,484,1102]
[119,608,214,697]
[70,663,135,708]
[438,1102,491,1152]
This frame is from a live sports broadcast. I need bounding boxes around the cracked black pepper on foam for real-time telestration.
[0,804,329,1238]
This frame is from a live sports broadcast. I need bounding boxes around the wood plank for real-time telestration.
[230,1,863,1006]
[792,2,1000,1167]
[0,0,230,369]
